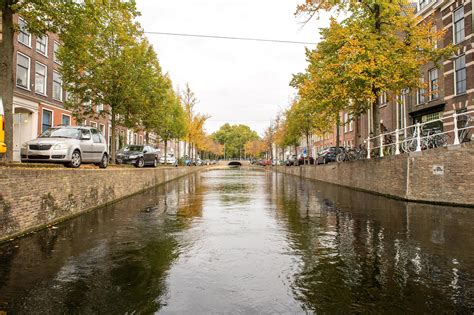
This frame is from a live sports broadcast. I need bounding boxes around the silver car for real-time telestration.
[21,126,109,168]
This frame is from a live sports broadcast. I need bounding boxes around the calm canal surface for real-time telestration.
[1,169,474,313]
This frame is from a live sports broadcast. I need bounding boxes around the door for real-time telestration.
[79,129,94,162]
[13,112,33,161]
[91,128,105,161]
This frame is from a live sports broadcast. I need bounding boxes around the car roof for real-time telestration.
[53,125,96,130]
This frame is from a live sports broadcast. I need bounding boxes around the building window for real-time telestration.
[378,92,388,107]
[343,112,353,133]
[17,18,31,47]
[428,68,438,100]
[96,104,104,113]
[416,78,425,105]
[419,0,431,10]
[35,62,47,95]
[455,55,466,95]
[36,35,48,55]
[90,121,98,128]
[62,114,71,126]
[16,53,30,89]
[42,109,53,133]
[453,7,465,44]
[53,71,63,101]
[53,41,61,63]
[99,124,105,136]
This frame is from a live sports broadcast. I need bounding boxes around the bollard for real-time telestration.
[395,129,400,155]
[379,134,384,157]
[367,137,371,159]
[453,112,460,145]
[416,123,422,152]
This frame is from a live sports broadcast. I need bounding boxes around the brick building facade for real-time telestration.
[11,15,151,161]
[299,0,473,157]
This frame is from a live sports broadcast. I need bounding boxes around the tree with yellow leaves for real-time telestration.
[295,0,454,146]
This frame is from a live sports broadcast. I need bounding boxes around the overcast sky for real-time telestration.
[136,1,333,136]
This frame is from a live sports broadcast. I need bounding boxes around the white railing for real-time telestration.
[366,110,473,159]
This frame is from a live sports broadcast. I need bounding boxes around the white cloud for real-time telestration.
[136,0,333,136]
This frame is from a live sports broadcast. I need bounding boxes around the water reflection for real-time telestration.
[0,173,205,314]
[269,172,474,313]
[0,170,473,313]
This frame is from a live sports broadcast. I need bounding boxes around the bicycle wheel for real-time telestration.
[336,153,345,163]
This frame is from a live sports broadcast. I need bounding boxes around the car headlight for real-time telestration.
[129,155,138,159]
[53,143,69,150]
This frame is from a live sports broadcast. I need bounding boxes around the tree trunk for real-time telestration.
[164,139,168,165]
[336,115,341,151]
[372,98,381,147]
[177,139,180,165]
[1,1,14,161]
[110,110,117,164]
[306,132,311,165]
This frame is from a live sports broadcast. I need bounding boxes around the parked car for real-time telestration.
[0,99,6,156]
[316,147,344,165]
[21,126,108,168]
[160,153,176,165]
[116,145,158,168]
[298,156,315,165]
[195,157,203,166]
[285,154,298,166]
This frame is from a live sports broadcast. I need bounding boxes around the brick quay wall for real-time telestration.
[274,142,474,207]
[0,166,203,243]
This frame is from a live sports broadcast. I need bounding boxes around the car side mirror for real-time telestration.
[82,134,91,140]
[143,150,148,153]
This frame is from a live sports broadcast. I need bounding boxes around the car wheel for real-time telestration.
[136,157,145,168]
[323,158,326,164]
[153,158,157,168]
[68,150,82,168]
[99,154,108,169]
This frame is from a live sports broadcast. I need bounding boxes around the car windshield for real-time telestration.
[122,145,144,152]
[39,128,81,139]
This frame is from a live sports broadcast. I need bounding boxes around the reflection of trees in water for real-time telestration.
[0,173,203,314]
[270,173,474,313]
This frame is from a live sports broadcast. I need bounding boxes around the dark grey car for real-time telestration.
[116,145,158,168]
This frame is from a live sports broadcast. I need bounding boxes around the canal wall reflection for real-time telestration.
[268,172,474,313]
[0,173,205,314]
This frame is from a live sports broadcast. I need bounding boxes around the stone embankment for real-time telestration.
[0,166,203,242]
[274,142,474,207]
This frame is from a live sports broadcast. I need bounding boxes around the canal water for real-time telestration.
[1,169,473,313]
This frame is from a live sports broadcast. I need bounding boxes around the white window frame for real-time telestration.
[17,17,31,47]
[454,55,467,95]
[52,71,63,101]
[34,62,47,96]
[90,121,98,128]
[53,41,61,64]
[428,68,438,101]
[36,35,48,56]
[41,108,54,133]
[453,7,465,45]
[61,114,71,126]
[16,52,30,90]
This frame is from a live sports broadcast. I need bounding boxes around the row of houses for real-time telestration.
[10,15,191,161]
[288,0,473,158]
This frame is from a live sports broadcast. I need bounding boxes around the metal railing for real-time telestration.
[366,110,473,159]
